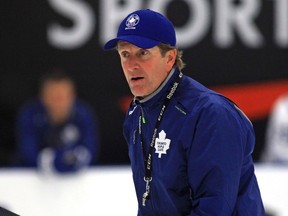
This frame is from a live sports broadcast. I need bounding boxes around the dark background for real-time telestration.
[0,0,287,165]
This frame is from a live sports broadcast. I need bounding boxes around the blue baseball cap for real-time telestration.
[103,9,176,50]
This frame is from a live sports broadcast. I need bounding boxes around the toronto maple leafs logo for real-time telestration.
[125,14,140,30]
[155,130,171,158]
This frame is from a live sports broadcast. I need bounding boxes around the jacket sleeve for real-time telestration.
[185,101,263,215]
[16,105,39,166]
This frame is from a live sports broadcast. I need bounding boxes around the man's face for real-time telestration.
[117,41,176,98]
[41,80,75,122]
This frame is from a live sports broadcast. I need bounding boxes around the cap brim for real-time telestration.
[103,35,160,50]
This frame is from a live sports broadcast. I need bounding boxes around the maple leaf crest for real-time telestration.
[155,130,171,158]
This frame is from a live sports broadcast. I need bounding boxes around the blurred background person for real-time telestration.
[262,94,288,163]
[16,69,100,173]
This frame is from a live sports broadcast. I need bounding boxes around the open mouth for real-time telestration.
[131,77,144,81]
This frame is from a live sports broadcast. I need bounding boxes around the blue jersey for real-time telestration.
[123,68,265,215]
[17,99,99,172]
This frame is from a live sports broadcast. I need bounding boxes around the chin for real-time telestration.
[131,90,145,98]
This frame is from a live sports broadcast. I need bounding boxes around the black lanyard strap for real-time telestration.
[140,71,183,206]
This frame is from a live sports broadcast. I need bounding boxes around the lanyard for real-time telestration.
[139,71,183,206]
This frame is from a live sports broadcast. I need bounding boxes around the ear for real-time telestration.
[166,49,177,69]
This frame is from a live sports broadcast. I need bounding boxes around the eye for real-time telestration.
[120,51,129,58]
[136,49,150,59]
[139,49,149,56]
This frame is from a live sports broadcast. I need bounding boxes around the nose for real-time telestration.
[126,55,139,71]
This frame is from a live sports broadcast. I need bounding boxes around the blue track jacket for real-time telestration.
[17,99,99,172]
[123,68,265,216]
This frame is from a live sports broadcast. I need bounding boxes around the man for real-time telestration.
[104,9,265,215]
[262,94,288,163]
[17,70,99,173]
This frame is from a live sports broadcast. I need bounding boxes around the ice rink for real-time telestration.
[0,164,287,216]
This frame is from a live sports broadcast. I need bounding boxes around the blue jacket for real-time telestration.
[17,99,99,172]
[123,68,265,215]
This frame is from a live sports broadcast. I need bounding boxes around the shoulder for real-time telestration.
[176,75,250,124]
[19,98,45,115]
[74,99,92,110]
[176,75,229,112]
[272,94,288,111]
[269,94,288,120]
[73,99,95,118]
[17,99,48,127]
